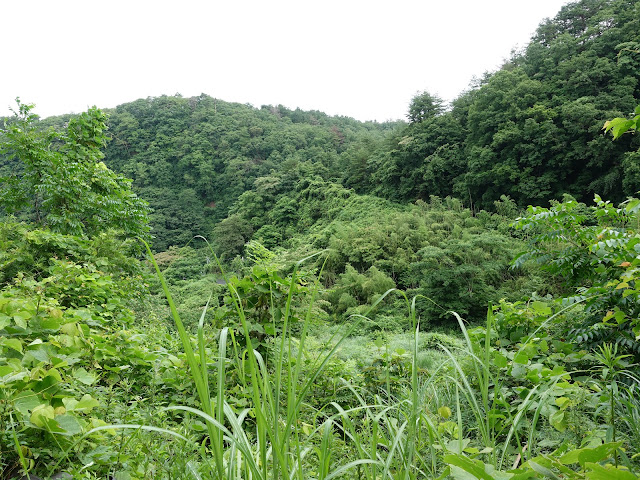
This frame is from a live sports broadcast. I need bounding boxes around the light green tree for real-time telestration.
[0,100,150,239]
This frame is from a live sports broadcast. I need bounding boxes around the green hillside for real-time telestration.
[1,0,640,478]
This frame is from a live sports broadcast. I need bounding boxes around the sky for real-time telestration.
[1,0,572,122]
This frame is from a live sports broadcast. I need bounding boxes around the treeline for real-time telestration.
[101,97,399,251]
[1,0,638,324]
[360,0,640,208]
[95,0,640,253]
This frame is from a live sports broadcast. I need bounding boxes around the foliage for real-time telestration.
[319,196,535,324]
[359,339,414,396]
[208,177,535,324]
[220,261,308,356]
[0,100,150,240]
[0,0,634,253]
[361,0,640,209]
[513,195,640,356]
[438,303,640,479]
[0,281,175,477]
[604,104,640,139]
[201,178,534,327]
[140,241,640,479]
[325,264,396,316]
[0,291,102,472]
[407,91,445,124]
[2,227,639,477]
[3,2,640,476]
[91,94,396,251]
[0,225,160,476]
[0,221,146,319]
[445,441,639,479]
[146,243,388,480]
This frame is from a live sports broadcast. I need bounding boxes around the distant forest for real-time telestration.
[93,0,639,250]
[1,1,637,256]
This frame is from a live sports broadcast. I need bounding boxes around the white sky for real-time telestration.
[1,0,570,122]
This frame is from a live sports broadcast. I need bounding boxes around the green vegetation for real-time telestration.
[1,0,640,478]
[365,0,640,208]
[0,100,150,240]
[100,96,398,252]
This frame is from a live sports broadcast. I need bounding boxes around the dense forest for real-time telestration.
[1,0,640,479]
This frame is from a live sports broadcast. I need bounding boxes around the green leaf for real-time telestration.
[513,351,530,365]
[584,462,637,480]
[494,351,508,368]
[511,363,527,379]
[33,372,60,396]
[30,404,55,427]
[1,337,23,353]
[447,438,471,454]
[444,454,495,480]
[559,443,621,467]
[527,460,561,479]
[604,118,636,139]
[73,368,97,385]
[13,311,31,328]
[527,369,541,384]
[13,390,41,415]
[531,301,552,315]
[74,394,100,413]
[41,317,63,330]
[625,199,640,213]
[55,414,83,435]
[25,345,50,363]
[549,410,566,432]
[449,466,485,480]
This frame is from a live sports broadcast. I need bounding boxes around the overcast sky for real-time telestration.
[1,0,571,122]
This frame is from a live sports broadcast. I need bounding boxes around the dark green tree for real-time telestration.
[369,0,640,209]
[407,91,445,123]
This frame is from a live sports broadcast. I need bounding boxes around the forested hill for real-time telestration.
[99,0,638,252]
[2,3,640,472]
[100,97,400,251]
[360,0,640,209]
[1,0,638,255]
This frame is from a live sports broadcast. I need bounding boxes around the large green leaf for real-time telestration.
[585,462,638,480]
[13,390,41,415]
[444,454,497,480]
[73,367,97,385]
[0,337,23,353]
[559,443,622,467]
[55,414,84,435]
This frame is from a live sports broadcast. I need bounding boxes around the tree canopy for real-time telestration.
[0,100,150,239]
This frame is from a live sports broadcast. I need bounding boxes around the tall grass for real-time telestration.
[147,244,386,479]
[145,238,470,479]
[143,243,591,479]
[439,309,534,469]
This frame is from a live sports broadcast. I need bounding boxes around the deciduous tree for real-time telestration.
[0,100,150,239]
